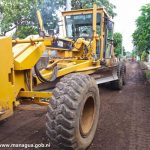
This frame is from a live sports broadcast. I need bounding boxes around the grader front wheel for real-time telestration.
[46,73,100,150]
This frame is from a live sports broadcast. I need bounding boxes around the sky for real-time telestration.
[109,0,149,52]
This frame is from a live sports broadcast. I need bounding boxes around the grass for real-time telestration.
[146,71,150,82]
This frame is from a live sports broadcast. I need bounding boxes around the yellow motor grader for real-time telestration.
[0,4,126,150]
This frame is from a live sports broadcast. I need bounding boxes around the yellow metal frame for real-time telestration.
[0,5,115,120]
[18,91,52,98]
[62,4,108,60]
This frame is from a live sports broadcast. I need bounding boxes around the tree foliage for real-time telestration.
[71,0,116,17]
[113,32,123,56]
[40,0,66,30]
[0,0,116,38]
[131,50,137,58]
[122,46,126,56]
[141,51,148,61]
[132,4,150,57]
[40,0,116,32]
[0,0,43,38]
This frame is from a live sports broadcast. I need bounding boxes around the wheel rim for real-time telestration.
[80,95,95,137]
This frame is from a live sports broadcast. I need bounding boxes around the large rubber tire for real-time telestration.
[111,64,123,90]
[46,73,100,150]
[122,63,126,85]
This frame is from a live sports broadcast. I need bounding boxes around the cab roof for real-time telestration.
[62,7,110,19]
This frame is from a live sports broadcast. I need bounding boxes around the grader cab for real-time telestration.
[0,4,126,150]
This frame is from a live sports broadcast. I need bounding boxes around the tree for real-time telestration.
[131,50,136,58]
[122,46,126,56]
[0,0,65,38]
[71,0,116,17]
[40,0,116,32]
[0,0,116,38]
[0,0,42,38]
[132,4,150,58]
[126,51,131,58]
[141,51,148,61]
[113,32,123,57]
[39,0,66,31]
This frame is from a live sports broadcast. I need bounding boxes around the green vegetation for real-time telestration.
[123,46,126,56]
[131,50,136,58]
[141,51,148,61]
[146,71,150,82]
[39,0,66,31]
[0,0,42,38]
[71,0,116,17]
[126,51,131,58]
[113,32,123,57]
[132,3,150,59]
[0,0,64,38]
[0,0,116,38]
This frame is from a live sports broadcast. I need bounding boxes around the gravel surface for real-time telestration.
[0,61,150,150]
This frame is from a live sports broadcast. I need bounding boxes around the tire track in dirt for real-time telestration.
[0,62,149,150]
[128,63,150,150]
[89,62,150,150]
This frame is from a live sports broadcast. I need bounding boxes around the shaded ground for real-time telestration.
[0,62,150,150]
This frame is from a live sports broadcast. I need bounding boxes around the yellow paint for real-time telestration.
[36,10,45,32]
[0,37,15,120]
[14,42,45,70]
[18,91,52,98]
[0,5,116,121]
[92,4,97,55]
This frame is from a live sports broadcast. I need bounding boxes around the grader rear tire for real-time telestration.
[111,64,123,90]
[46,73,100,150]
[122,63,126,85]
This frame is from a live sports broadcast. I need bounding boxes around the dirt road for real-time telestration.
[0,62,150,150]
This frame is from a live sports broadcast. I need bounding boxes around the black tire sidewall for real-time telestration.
[118,73,123,89]
[75,82,100,149]
[46,74,100,150]
[122,65,126,85]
